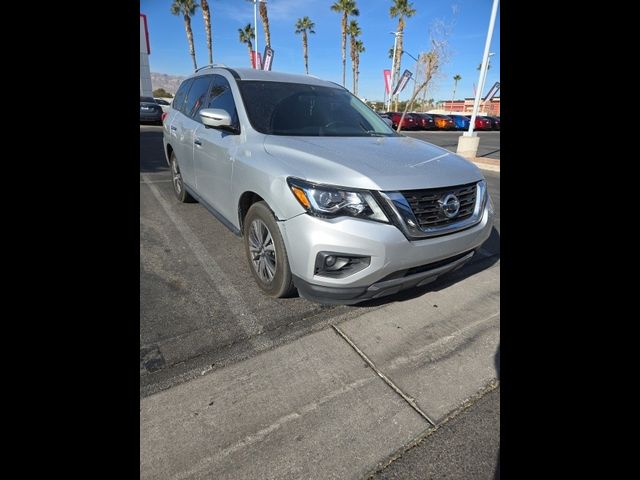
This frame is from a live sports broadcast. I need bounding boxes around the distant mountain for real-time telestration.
[150,72,186,96]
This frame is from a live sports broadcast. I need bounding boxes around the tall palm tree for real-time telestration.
[171,0,200,71]
[246,1,272,49]
[295,17,315,75]
[238,24,255,67]
[259,1,271,48]
[451,74,461,112]
[347,20,361,94]
[389,0,416,108]
[354,40,365,97]
[331,0,359,87]
[200,0,213,65]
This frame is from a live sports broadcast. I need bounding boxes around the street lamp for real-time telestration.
[387,31,402,111]
[251,1,264,69]
[479,52,495,114]
[457,0,499,160]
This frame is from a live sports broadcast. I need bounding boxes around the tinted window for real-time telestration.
[140,96,155,103]
[183,75,213,119]
[237,81,396,137]
[205,75,239,127]
[155,99,170,105]
[173,79,193,114]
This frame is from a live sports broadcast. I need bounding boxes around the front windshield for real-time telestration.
[237,81,397,137]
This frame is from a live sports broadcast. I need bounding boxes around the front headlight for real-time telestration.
[287,177,388,223]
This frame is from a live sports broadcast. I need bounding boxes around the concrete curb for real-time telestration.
[471,158,500,172]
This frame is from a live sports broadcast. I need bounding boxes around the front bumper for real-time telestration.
[279,202,494,304]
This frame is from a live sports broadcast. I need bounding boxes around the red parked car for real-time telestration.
[386,112,419,130]
[466,115,493,130]
[410,113,435,130]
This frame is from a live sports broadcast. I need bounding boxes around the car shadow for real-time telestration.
[354,226,500,308]
[479,149,501,158]
[140,128,169,174]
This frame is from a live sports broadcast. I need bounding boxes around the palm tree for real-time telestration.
[259,1,271,48]
[238,24,256,67]
[347,20,361,94]
[171,0,200,71]
[295,17,315,75]
[331,1,360,87]
[450,74,461,113]
[200,0,213,65]
[354,40,365,96]
[246,1,272,49]
[389,0,416,109]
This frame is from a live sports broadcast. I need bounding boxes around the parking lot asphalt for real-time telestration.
[403,130,501,160]
[140,125,500,398]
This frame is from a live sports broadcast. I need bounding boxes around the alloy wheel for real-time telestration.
[248,219,277,283]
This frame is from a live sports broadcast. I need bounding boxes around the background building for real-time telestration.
[441,98,500,116]
[140,13,152,97]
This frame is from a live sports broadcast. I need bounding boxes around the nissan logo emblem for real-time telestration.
[438,193,460,218]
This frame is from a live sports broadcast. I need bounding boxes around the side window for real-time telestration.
[172,78,193,114]
[183,76,213,120]
[206,75,239,128]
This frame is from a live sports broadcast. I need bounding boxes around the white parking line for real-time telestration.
[140,179,172,184]
[141,174,271,351]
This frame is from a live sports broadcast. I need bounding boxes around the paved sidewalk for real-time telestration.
[141,256,499,479]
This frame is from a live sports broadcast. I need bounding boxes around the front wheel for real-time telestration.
[243,201,296,298]
[170,152,196,203]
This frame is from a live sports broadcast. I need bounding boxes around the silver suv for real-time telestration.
[162,66,494,304]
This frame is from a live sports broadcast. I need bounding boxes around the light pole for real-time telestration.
[479,52,495,114]
[253,1,259,69]
[387,31,402,111]
[457,0,499,159]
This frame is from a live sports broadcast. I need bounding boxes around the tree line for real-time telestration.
[169,0,432,98]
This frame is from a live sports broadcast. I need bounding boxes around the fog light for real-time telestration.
[314,252,371,278]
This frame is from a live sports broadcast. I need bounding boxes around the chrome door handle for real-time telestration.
[194,139,202,146]
[170,126,177,131]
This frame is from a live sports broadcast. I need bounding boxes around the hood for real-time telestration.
[263,135,483,191]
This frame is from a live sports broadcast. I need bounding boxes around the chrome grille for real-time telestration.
[400,182,477,228]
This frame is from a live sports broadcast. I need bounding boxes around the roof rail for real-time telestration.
[194,63,226,73]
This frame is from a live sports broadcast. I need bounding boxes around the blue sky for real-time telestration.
[141,0,499,102]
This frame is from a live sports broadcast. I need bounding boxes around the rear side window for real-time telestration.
[183,76,213,119]
[173,78,193,114]
[205,75,239,127]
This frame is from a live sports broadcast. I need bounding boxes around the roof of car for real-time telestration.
[191,66,341,89]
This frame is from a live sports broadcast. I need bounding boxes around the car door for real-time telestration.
[173,75,214,189]
[193,74,241,222]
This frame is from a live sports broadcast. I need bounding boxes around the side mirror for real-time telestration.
[200,108,234,129]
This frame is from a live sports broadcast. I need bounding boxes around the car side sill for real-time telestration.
[183,183,242,237]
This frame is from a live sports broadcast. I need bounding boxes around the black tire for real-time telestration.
[170,151,196,203]
[243,201,296,298]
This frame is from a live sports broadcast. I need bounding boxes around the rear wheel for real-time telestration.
[243,201,296,298]
[170,152,196,203]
